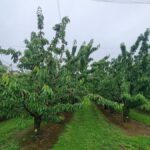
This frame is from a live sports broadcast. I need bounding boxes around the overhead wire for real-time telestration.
[56,0,62,21]
[1,45,26,49]
[3,0,147,70]
[93,0,150,4]
[0,1,63,70]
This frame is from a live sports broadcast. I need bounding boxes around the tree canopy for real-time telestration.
[0,7,99,133]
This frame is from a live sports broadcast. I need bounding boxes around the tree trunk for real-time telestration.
[129,83,133,96]
[104,105,108,110]
[110,108,114,114]
[34,116,42,134]
[123,106,130,122]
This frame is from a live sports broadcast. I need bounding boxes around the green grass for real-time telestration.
[130,110,150,126]
[53,102,150,150]
[1,103,150,150]
[0,118,32,150]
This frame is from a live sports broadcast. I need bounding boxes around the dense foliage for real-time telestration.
[88,94,123,112]
[0,7,150,134]
[89,29,150,121]
[0,7,99,133]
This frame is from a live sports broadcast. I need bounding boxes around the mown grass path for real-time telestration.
[0,118,32,150]
[53,103,150,150]
[0,103,150,150]
[130,110,150,126]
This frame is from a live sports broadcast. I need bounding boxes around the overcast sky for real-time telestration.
[0,0,150,69]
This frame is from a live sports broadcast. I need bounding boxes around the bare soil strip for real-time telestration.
[97,105,150,136]
[16,113,73,150]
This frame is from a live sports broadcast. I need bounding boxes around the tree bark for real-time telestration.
[123,106,130,122]
[34,116,42,134]
[104,105,108,110]
[109,108,114,114]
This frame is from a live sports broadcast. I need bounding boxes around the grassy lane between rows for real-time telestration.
[130,110,150,126]
[53,102,150,150]
[0,118,32,150]
[1,103,150,150]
